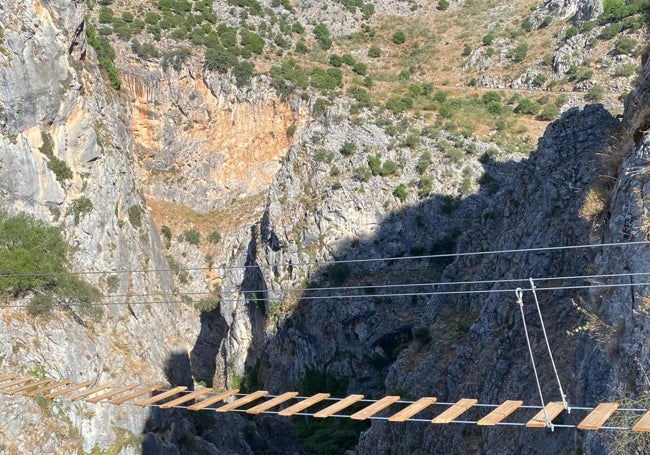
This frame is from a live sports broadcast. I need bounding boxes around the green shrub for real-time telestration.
[341,54,356,66]
[208,230,221,244]
[599,22,622,39]
[352,62,367,76]
[614,63,638,77]
[483,31,495,45]
[86,24,121,89]
[98,6,114,23]
[127,205,142,229]
[462,44,472,56]
[565,25,579,39]
[340,141,356,156]
[161,225,172,247]
[392,30,406,44]
[588,84,605,102]
[615,36,637,55]
[368,45,381,58]
[70,197,93,224]
[329,54,343,67]
[393,184,408,201]
[355,167,371,182]
[203,47,237,73]
[521,18,533,32]
[313,23,332,50]
[240,30,264,54]
[509,41,528,62]
[233,61,255,87]
[184,228,201,245]
[437,0,449,10]
[0,212,103,319]
[538,103,560,121]
[416,151,431,174]
[514,98,541,115]
[132,40,160,59]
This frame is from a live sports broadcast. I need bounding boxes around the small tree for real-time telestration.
[392,30,406,45]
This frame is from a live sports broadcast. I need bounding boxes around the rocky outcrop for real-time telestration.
[0,1,199,452]
[529,0,603,27]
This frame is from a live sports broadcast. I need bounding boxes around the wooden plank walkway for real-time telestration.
[215,390,269,412]
[135,386,187,407]
[246,392,299,415]
[351,396,401,420]
[432,398,478,424]
[278,393,330,416]
[160,388,212,409]
[388,397,437,422]
[110,383,166,405]
[477,400,523,426]
[314,394,364,418]
[4,372,650,431]
[526,402,565,428]
[186,389,239,411]
[633,410,650,432]
[577,403,619,430]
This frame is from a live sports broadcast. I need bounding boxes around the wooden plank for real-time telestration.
[351,396,401,421]
[578,403,619,430]
[246,392,299,415]
[278,393,330,416]
[477,400,523,426]
[109,383,166,405]
[135,386,187,407]
[0,374,17,383]
[0,377,36,391]
[86,384,139,403]
[68,382,116,401]
[215,390,269,412]
[432,398,478,424]
[159,388,212,409]
[388,397,438,422]
[186,389,239,411]
[24,379,73,397]
[45,380,94,399]
[5,378,53,395]
[633,410,650,432]
[526,402,565,428]
[313,394,365,418]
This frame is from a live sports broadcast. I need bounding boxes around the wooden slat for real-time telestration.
[215,390,269,412]
[578,403,619,430]
[246,392,299,415]
[0,374,17,383]
[109,383,166,405]
[633,410,650,432]
[86,384,139,403]
[351,395,401,420]
[314,394,365,418]
[187,389,239,411]
[278,393,330,416]
[68,382,116,401]
[432,398,478,424]
[24,379,73,397]
[477,400,523,426]
[159,388,212,409]
[0,377,36,391]
[5,378,53,395]
[45,380,94,398]
[135,386,187,407]
[526,402,565,428]
[388,397,438,422]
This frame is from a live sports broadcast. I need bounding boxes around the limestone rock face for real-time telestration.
[0,1,199,452]
[529,0,603,27]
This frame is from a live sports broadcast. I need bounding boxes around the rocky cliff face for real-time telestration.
[3,0,650,453]
[0,1,201,452]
